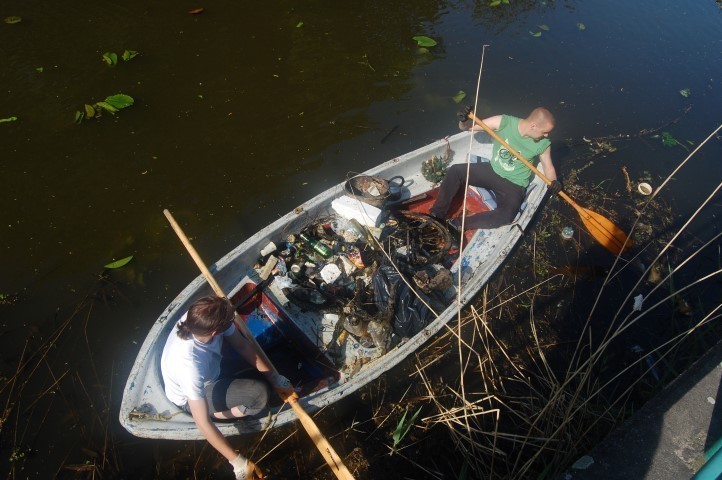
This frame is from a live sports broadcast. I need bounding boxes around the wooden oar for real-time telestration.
[163,209,355,480]
[467,113,631,255]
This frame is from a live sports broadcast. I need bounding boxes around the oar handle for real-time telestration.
[163,209,355,480]
[163,210,226,296]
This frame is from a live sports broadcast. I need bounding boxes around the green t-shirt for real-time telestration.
[490,115,551,188]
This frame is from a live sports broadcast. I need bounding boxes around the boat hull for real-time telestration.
[119,131,548,439]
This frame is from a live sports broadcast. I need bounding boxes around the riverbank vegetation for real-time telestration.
[1,125,720,479]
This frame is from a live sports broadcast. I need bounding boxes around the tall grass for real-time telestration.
[415,124,722,479]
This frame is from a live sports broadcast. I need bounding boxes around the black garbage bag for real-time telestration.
[372,263,432,339]
[282,285,331,311]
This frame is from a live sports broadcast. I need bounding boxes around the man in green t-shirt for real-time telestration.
[430,107,562,230]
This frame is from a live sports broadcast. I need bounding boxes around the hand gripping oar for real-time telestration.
[163,209,355,480]
[466,113,631,255]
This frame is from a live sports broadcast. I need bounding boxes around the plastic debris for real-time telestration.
[254,192,458,367]
[571,455,594,470]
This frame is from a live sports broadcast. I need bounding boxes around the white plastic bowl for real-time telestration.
[638,182,653,195]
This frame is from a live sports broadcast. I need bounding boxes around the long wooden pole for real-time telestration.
[467,113,632,256]
[163,209,355,480]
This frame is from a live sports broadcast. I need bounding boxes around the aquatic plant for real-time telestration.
[102,49,139,66]
[74,94,134,124]
[414,123,722,478]
[391,407,422,454]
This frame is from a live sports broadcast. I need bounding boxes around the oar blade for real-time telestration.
[579,207,631,256]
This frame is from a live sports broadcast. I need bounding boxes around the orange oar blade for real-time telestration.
[578,207,631,256]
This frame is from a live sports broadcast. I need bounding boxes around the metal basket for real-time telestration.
[344,174,391,208]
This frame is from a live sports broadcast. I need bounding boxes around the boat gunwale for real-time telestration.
[119,131,548,439]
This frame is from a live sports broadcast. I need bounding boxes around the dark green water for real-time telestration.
[1,0,721,478]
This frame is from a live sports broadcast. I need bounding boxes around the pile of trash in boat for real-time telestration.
[253,176,458,365]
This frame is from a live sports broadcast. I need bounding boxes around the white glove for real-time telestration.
[269,372,292,389]
[229,453,249,480]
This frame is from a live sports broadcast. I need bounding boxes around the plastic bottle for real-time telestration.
[561,226,574,240]
[298,233,332,258]
[347,218,375,245]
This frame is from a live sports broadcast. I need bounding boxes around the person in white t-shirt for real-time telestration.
[161,295,294,480]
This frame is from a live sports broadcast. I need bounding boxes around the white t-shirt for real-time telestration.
[160,314,236,406]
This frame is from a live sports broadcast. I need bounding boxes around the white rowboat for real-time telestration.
[119,130,548,440]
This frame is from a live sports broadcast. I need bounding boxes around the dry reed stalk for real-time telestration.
[511,127,722,477]
[413,133,722,477]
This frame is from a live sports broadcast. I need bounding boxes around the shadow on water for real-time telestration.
[2,0,722,478]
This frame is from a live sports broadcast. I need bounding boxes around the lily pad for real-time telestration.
[122,50,139,61]
[453,90,467,104]
[412,36,437,47]
[102,52,118,66]
[104,94,134,109]
[661,131,678,147]
[104,255,133,269]
[95,101,118,114]
[577,23,586,30]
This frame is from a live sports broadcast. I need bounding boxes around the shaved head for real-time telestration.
[527,107,555,130]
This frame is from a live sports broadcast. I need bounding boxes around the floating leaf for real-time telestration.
[188,7,204,14]
[0,116,18,123]
[75,94,133,124]
[122,49,139,61]
[577,22,586,30]
[453,90,467,104]
[102,52,118,66]
[296,21,303,28]
[679,88,691,98]
[36,67,43,73]
[412,35,437,47]
[530,31,542,37]
[538,24,550,31]
[95,101,118,114]
[4,16,22,24]
[104,255,133,269]
[104,94,134,109]
[661,132,679,147]
[489,0,501,6]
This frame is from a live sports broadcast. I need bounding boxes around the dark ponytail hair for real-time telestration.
[176,295,234,340]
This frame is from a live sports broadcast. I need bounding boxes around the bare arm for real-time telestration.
[538,146,557,182]
[225,326,275,376]
[225,324,297,401]
[188,398,238,461]
[470,114,503,132]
